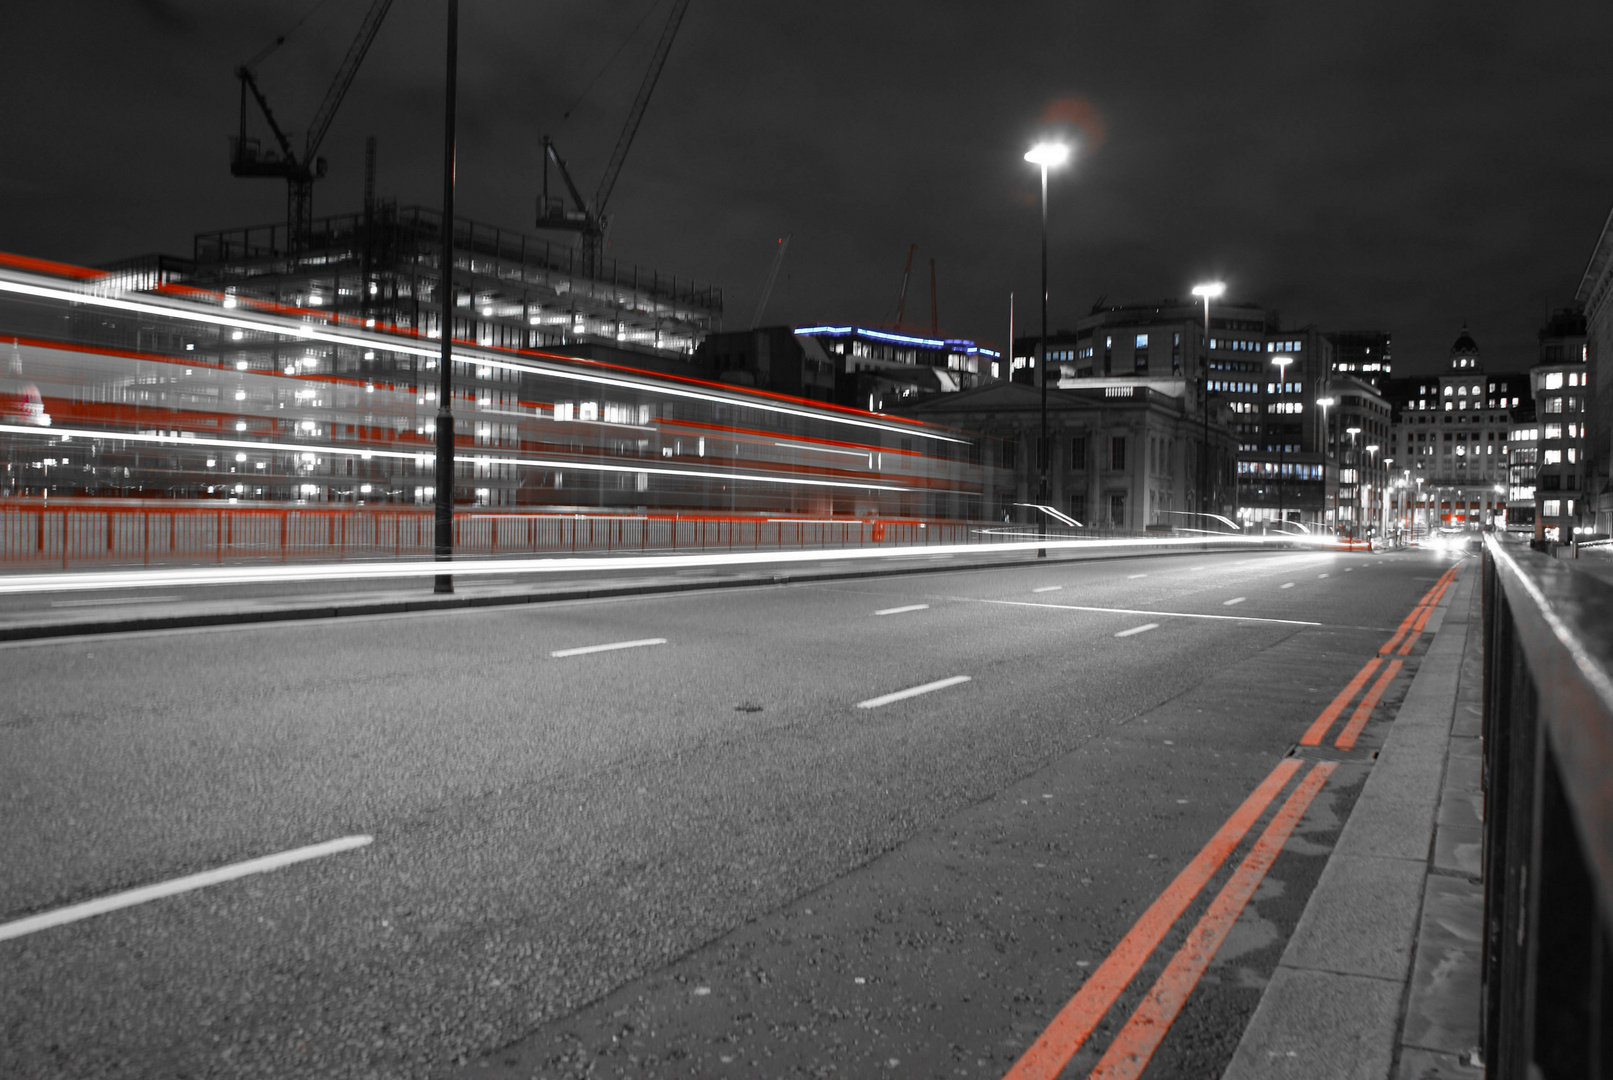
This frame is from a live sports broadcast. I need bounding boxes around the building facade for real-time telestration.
[1029,299,1338,527]
[1528,308,1591,541]
[893,380,1238,530]
[1392,328,1518,533]
[1326,330,1393,392]
[1573,204,1613,536]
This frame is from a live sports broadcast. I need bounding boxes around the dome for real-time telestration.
[1449,325,1479,356]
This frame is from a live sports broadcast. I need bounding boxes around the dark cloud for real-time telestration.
[5,0,1612,375]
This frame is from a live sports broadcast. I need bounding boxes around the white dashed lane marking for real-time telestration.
[1115,623,1160,638]
[551,638,667,658]
[857,675,973,710]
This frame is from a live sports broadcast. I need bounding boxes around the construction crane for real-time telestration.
[749,235,791,329]
[537,0,693,276]
[230,0,395,251]
[890,243,917,330]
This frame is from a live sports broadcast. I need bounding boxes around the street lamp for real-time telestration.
[1316,395,1336,533]
[1366,444,1380,539]
[1192,281,1226,524]
[1025,140,1072,556]
[433,0,461,594]
[1345,426,1361,538]
[1270,355,1293,531]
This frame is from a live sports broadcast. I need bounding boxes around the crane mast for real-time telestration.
[230,0,395,251]
[535,0,693,277]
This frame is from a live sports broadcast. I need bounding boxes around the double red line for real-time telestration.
[1004,564,1462,1080]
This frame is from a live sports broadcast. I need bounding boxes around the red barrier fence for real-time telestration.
[0,499,1035,569]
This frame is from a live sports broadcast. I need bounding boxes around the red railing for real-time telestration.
[0,499,1033,569]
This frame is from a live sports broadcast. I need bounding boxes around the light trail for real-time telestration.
[0,535,1291,595]
[0,422,910,494]
[0,268,966,445]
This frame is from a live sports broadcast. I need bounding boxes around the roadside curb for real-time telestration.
[1221,558,1478,1080]
[0,539,1283,643]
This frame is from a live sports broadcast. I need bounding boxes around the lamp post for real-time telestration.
[1366,444,1380,538]
[1316,395,1335,533]
[1025,141,1071,556]
[1270,354,1293,531]
[1382,455,1393,540]
[1345,426,1361,538]
[1191,281,1226,524]
[433,0,460,594]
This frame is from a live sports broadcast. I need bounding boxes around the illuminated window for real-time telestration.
[1135,334,1148,348]
[1544,372,1563,390]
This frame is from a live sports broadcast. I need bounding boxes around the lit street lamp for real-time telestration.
[1191,281,1226,523]
[1270,354,1293,531]
[1025,141,1071,555]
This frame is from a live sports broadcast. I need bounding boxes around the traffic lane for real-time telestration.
[0,567,1298,917]
[451,612,1391,1077]
[0,574,1326,1077]
[801,547,1439,636]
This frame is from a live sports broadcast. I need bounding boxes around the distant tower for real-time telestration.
[1449,325,1481,372]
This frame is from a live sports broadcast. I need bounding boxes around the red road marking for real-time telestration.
[1085,762,1338,1080]
[1001,759,1303,1080]
[1333,659,1404,750]
[1299,657,1381,746]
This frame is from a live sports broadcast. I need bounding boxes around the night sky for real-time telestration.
[7,1,1613,377]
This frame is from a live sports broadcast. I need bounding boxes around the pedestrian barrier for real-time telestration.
[1480,534,1613,1078]
[0,499,1161,569]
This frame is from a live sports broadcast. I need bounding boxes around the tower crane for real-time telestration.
[537,0,692,276]
[230,0,395,250]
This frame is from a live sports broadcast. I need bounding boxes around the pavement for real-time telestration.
[0,543,1484,1079]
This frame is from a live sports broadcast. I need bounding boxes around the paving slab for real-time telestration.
[1399,875,1484,1056]
[1219,967,1402,1080]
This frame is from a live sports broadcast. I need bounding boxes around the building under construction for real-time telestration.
[103,201,723,373]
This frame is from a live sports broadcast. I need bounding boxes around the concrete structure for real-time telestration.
[106,203,723,369]
[1527,308,1591,542]
[1325,330,1393,391]
[1391,328,1519,533]
[1031,299,1336,527]
[1573,204,1613,536]
[1325,377,1393,536]
[892,379,1237,529]
[1505,412,1540,536]
[788,324,996,410]
[694,327,837,401]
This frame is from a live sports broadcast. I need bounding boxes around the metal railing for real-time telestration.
[1480,534,1613,1077]
[0,500,1093,570]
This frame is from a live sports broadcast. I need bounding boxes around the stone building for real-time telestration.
[891,380,1237,530]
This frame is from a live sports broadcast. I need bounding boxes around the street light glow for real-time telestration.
[1315,396,1336,408]
[1191,282,1227,299]
[1024,142,1071,168]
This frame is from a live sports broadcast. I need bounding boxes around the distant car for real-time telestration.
[1429,529,1476,552]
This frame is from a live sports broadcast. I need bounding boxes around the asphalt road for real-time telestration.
[0,546,1461,1079]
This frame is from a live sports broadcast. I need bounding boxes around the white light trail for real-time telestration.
[0,535,1293,596]
[0,270,965,444]
[0,423,909,494]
